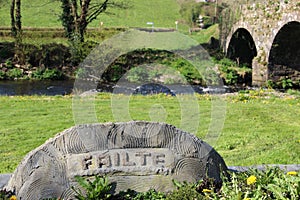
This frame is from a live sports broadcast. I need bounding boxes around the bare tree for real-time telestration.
[60,0,128,42]
[10,0,25,64]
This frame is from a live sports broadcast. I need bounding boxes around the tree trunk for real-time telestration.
[10,0,16,37]
[15,0,21,32]
[60,0,124,42]
[61,0,75,40]
[77,0,90,42]
[10,0,21,38]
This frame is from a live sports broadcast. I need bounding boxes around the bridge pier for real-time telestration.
[252,57,268,86]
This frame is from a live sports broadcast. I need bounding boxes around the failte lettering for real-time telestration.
[81,151,166,170]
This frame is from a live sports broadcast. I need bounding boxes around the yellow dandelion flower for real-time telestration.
[243,198,251,200]
[202,189,212,193]
[247,175,257,185]
[287,171,298,176]
[10,195,17,200]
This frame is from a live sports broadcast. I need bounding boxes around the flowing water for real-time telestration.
[0,80,75,96]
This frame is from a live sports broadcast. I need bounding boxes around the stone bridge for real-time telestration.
[221,0,300,86]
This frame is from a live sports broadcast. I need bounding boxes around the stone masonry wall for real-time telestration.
[222,0,300,86]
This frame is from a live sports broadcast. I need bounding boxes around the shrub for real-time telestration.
[0,42,15,61]
[208,167,300,199]
[134,189,166,200]
[69,37,98,65]
[72,175,112,200]
[216,58,252,85]
[31,68,44,79]
[0,189,16,200]
[0,70,6,80]
[31,68,64,80]
[280,77,293,89]
[6,68,23,79]
[4,59,14,69]
[166,180,205,200]
[42,68,64,80]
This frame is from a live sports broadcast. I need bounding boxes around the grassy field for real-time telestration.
[0,91,299,173]
[0,0,185,29]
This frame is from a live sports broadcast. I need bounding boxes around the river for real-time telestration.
[0,80,235,96]
[0,80,75,96]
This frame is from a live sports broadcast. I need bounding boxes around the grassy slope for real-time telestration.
[0,0,185,29]
[0,94,299,173]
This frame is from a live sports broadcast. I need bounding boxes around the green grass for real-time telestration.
[0,0,186,29]
[0,0,193,44]
[0,92,299,173]
[189,24,220,43]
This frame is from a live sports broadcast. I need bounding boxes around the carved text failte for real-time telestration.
[66,148,174,175]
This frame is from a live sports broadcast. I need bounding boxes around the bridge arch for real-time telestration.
[268,21,300,84]
[226,28,257,67]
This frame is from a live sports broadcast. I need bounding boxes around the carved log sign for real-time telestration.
[6,121,227,199]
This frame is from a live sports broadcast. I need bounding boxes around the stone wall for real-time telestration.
[222,0,300,86]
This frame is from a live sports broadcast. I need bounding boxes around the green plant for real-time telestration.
[280,77,293,89]
[0,189,16,200]
[126,67,149,83]
[31,68,44,79]
[72,175,112,200]
[287,89,300,96]
[0,70,6,80]
[133,189,166,200]
[266,79,276,89]
[75,67,88,79]
[4,59,14,69]
[31,68,64,80]
[42,68,64,80]
[167,180,205,200]
[216,58,252,85]
[205,167,300,200]
[6,68,23,79]
[248,167,300,199]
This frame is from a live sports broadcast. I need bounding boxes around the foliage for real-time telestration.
[72,175,112,200]
[287,89,300,96]
[133,189,166,200]
[1,168,300,199]
[6,68,23,79]
[178,1,223,28]
[266,77,296,90]
[206,167,300,199]
[189,24,220,44]
[167,180,205,200]
[280,77,293,89]
[31,68,64,80]
[216,58,252,85]
[0,70,6,79]
[41,69,64,80]
[67,168,299,199]
[125,66,148,83]
[0,189,16,200]
[103,48,203,85]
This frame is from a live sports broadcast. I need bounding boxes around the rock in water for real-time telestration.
[6,121,227,199]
